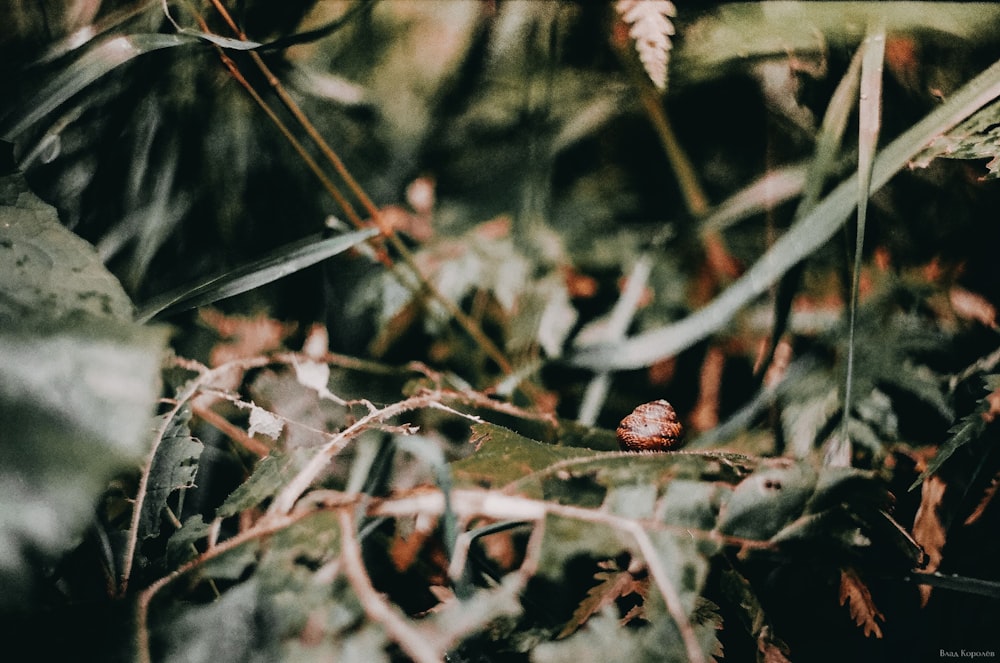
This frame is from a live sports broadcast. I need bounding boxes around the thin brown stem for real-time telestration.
[205,0,528,392]
[337,509,444,663]
[193,402,272,457]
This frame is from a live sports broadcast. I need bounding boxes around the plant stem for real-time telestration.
[206,0,525,388]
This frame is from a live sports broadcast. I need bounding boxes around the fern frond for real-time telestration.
[615,0,676,91]
[909,374,1000,490]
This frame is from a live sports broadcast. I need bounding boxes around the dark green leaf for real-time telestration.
[2,34,191,141]
[569,55,1000,371]
[157,579,276,663]
[452,423,600,493]
[717,460,818,541]
[216,451,311,519]
[166,516,211,569]
[536,514,630,582]
[139,406,203,541]
[909,383,993,490]
[913,97,1000,178]
[0,174,134,322]
[0,175,167,606]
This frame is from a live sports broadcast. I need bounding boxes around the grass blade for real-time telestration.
[837,22,886,465]
[570,55,1000,371]
[2,34,191,141]
[136,228,379,323]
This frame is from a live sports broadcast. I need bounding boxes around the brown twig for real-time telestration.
[192,402,272,457]
[134,509,306,663]
[337,509,444,663]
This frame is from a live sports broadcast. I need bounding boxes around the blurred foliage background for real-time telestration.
[3,1,1000,661]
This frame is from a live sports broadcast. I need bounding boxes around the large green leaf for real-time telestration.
[0,173,134,322]
[0,174,167,607]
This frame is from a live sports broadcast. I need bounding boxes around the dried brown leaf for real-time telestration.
[965,470,1000,526]
[758,625,792,663]
[200,308,296,366]
[912,475,948,606]
[389,513,439,573]
[983,387,1000,424]
[557,563,645,639]
[950,286,998,329]
[839,567,885,639]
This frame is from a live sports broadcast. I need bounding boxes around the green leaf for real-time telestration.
[452,423,600,493]
[0,174,134,322]
[675,3,1000,86]
[909,377,996,489]
[2,34,191,141]
[536,514,631,582]
[156,579,276,663]
[165,516,211,569]
[0,176,167,607]
[717,460,818,541]
[645,528,715,615]
[216,451,311,519]
[138,406,204,541]
[913,97,1000,178]
[658,480,732,531]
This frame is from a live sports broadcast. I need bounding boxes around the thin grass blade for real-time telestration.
[136,228,379,322]
[2,34,192,141]
[837,22,886,465]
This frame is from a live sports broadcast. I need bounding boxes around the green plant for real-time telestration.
[3,2,1000,662]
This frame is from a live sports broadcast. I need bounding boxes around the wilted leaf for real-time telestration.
[965,470,1000,525]
[294,360,347,404]
[758,625,792,663]
[558,562,644,638]
[246,403,284,440]
[839,567,885,638]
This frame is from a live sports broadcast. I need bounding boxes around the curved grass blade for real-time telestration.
[1,34,193,141]
[136,228,378,322]
[755,43,864,385]
[700,162,808,236]
[837,22,886,465]
[569,55,1000,371]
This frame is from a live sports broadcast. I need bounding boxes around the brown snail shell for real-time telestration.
[616,400,683,452]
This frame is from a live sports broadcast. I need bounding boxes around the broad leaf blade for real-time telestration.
[0,176,167,607]
[0,173,134,322]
